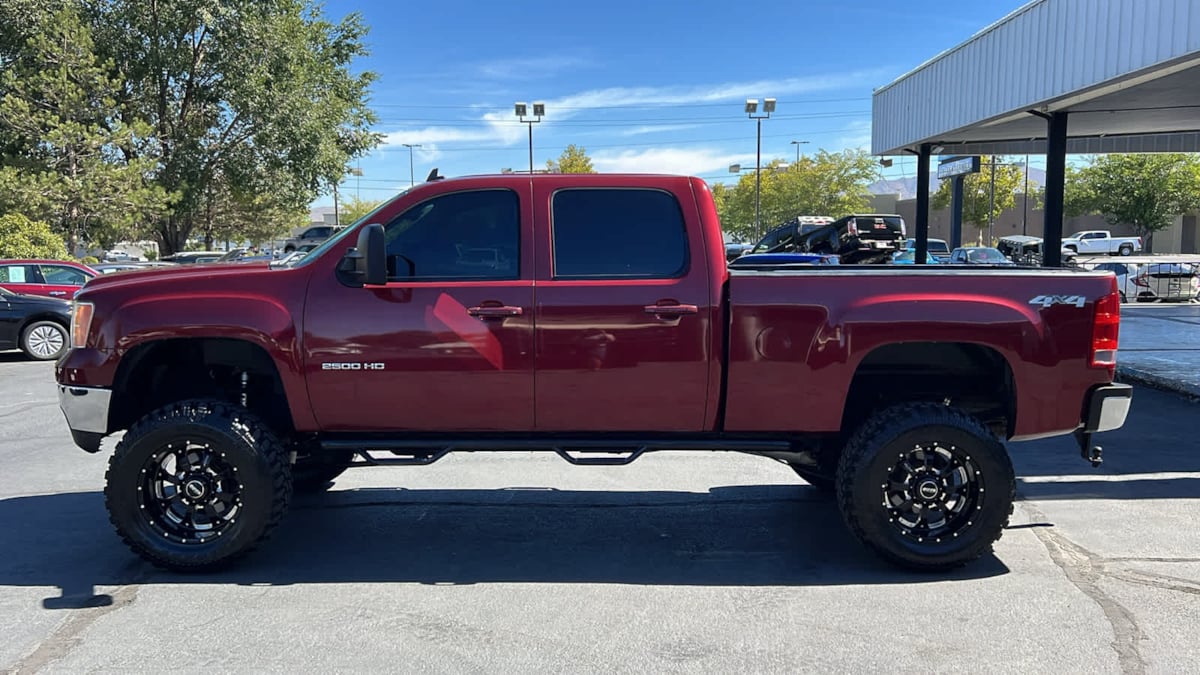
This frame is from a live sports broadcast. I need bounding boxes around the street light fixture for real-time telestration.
[401,143,421,186]
[515,101,545,174]
[745,97,777,239]
[790,140,809,164]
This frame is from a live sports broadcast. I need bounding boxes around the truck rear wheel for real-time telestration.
[836,403,1014,571]
[104,400,292,571]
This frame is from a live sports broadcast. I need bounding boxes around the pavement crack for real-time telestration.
[1022,503,1146,675]
[9,563,147,674]
[1109,569,1200,597]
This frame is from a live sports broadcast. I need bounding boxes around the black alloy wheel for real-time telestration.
[837,402,1015,571]
[105,400,292,571]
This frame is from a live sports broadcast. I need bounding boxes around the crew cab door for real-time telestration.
[303,183,535,431]
[532,180,713,431]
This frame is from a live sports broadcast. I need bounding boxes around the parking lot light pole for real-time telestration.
[790,140,809,164]
[401,144,421,186]
[745,98,776,240]
[515,102,545,174]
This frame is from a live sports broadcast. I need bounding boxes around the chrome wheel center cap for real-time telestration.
[184,479,207,500]
[917,480,940,501]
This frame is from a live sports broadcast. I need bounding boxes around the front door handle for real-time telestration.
[49,291,67,296]
[468,305,523,319]
[644,303,698,316]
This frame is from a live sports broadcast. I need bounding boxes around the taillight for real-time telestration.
[847,219,859,236]
[1132,275,1150,288]
[1090,287,1120,368]
[71,302,94,348]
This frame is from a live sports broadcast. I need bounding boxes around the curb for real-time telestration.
[1116,365,1200,400]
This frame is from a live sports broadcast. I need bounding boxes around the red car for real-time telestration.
[0,259,97,299]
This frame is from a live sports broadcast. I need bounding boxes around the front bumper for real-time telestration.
[1082,383,1133,433]
[58,385,111,453]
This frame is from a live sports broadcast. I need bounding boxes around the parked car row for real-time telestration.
[1089,260,1200,302]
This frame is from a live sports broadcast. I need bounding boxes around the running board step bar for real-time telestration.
[319,438,793,467]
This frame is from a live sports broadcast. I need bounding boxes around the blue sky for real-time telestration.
[317,0,1036,206]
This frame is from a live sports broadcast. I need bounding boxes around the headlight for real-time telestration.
[71,302,94,348]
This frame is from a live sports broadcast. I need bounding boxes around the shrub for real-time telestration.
[0,213,68,259]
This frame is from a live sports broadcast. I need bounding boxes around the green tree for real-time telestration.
[1065,153,1200,249]
[86,0,380,254]
[0,8,168,255]
[341,195,384,225]
[719,149,880,240]
[0,213,69,259]
[546,144,595,173]
[932,156,1024,245]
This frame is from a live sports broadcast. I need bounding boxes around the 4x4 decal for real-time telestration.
[1029,294,1087,308]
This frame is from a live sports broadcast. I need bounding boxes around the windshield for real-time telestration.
[968,248,1007,263]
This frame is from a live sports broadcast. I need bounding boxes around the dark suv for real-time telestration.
[795,214,906,264]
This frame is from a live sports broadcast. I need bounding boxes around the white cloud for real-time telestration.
[836,119,873,149]
[378,70,881,151]
[618,124,702,137]
[592,147,755,176]
[546,71,880,112]
[478,55,590,80]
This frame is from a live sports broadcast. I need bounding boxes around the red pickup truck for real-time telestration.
[57,173,1132,572]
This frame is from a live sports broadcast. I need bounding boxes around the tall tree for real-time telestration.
[0,8,168,254]
[932,156,1024,245]
[88,0,380,254]
[717,149,880,240]
[340,195,384,225]
[546,144,595,173]
[1065,153,1200,249]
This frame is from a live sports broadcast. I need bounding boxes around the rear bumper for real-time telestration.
[58,385,111,453]
[1082,383,1133,433]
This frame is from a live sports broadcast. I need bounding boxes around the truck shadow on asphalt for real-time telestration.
[1,485,1011,608]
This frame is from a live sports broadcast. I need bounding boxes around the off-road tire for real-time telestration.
[292,449,355,493]
[105,400,292,571]
[836,403,1015,571]
[21,320,68,361]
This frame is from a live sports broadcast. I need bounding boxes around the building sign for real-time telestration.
[937,156,982,179]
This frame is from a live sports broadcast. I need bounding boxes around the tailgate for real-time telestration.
[854,216,905,242]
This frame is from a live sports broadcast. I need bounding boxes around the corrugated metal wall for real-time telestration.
[872,0,1200,154]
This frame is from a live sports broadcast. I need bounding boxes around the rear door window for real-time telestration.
[0,265,31,283]
[551,188,688,279]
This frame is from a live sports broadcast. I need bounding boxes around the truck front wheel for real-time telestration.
[104,400,293,571]
[836,403,1014,571]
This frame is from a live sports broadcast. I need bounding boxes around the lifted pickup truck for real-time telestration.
[57,173,1132,572]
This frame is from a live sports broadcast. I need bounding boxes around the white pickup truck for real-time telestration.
[1062,230,1143,256]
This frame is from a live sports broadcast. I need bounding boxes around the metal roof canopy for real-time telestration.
[870,0,1200,267]
[872,0,1200,157]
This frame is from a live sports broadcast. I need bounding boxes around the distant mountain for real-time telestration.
[868,168,1046,199]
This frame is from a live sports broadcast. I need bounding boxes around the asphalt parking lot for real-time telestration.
[1,354,1198,673]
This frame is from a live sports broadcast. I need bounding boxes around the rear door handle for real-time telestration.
[468,305,523,318]
[644,303,698,316]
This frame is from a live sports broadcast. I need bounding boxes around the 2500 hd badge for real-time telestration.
[321,362,385,370]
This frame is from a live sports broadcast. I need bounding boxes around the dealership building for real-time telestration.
[872,0,1200,259]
